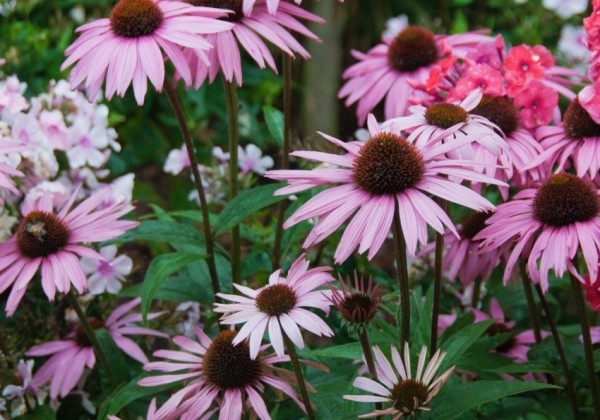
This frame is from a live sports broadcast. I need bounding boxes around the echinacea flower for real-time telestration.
[182,0,323,87]
[471,299,546,362]
[61,0,234,104]
[330,273,381,331]
[139,328,305,419]
[344,344,455,418]
[529,97,600,179]
[266,115,504,263]
[80,245,133,295]
[242,0,344,15]
[26,298,165,400]
[214,255,334,358]
[383,89,508,159]
[0,188,138,316]
[339,20,493,123]
[476,173,600,292]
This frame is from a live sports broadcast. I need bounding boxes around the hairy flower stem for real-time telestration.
[273,54,293,267]
[284,334,315,420]
[519,261,542,343]
[534,284,579,418]
[392,205,410,346]
[223,80,241,285]
[471,277,482,308]
[163,79,221,301]
[358,329,382,414]
[570,274,600,417]
[430,200,446,354]
[66,292,118,388]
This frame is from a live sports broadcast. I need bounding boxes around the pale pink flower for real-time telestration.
[183,1,323,87]
[0,76,28,116]
[339,20,494,123]
[67,115,117,168]
[471,299,548,362]
[212,146,230,163]
[238,144,274,175]
[61,0,234,105]
[164,144,191,175]
[476,173,600,292]
[266,115,503,263]
[529,97,600,178]
[138,328,304,419]
[558,25,589,74]
[26,298,165,400]
[0,139,25,198]
[0,188,138,316]
[243,0,344,15]
[81,245,133,295]
[543,0,587,19]
[22,180,72,212]
[39,110,70,150]
[1,360,38,402]
[215,255,333,358]
[344,343,454,418]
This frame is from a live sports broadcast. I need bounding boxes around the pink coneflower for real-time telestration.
[182,0,323,87]
[476,173,600,292]
[61,0,234,105]
[0,188,138,316]
[265,116,504,263]
[339,21,493,123]
[529,98,600,179]
[330,273,382,331]
[242,0,344,15]
[214,255,333,358]
[26,298,165,400]
[471,299,546,362]
[344,343,455,418]
[138,328,305,419]
[383,89,508,159]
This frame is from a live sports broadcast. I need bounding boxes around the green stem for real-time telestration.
[534,284,579,418]
[284,335,315,420]
[273,54,293,268]
[66,292,118,387]
[520,261,542,343]
[163,79,221,300]
[357,329,382,414]
[570,274,600,417]
[392,205,410,346]
[223,79,240,285]
[431,200,446,354]
[471,277,482,308]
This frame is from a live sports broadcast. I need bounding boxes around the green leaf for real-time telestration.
[489,361,556,374]
[14,406,56,420]
[304,343,363,360]
[141,252,206,320]
[113,220,205,247]
[213,183,286,235]
[120,275,212,304]
[439,319,494,371]
[95,328,130,385]
[97,371,182,419]
[423,381,559,419]
[263,105,284,145]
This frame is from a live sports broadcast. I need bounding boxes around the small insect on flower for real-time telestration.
[24,222,46,242]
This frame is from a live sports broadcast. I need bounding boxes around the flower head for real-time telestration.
[344,344,455,418]
[330,273,381,332]
[0,188,138,315]
[26,298,165,400]
[61,0,234,104]
[182,0,323,87]
[81,245,133,295]
[339,21,494,123]
[214,255,334,358]
[139,328,305,419]
[476,173,600,292]
[266,115,503,263]
[238,143,274,175]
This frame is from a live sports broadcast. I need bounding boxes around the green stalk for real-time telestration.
[430,200,446,354]
[222,79,241,285]
[392,205,410,346]
[284,335,315,419]
[163,79,221,299]
[520,260,542,343]
[273,54,293,267]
